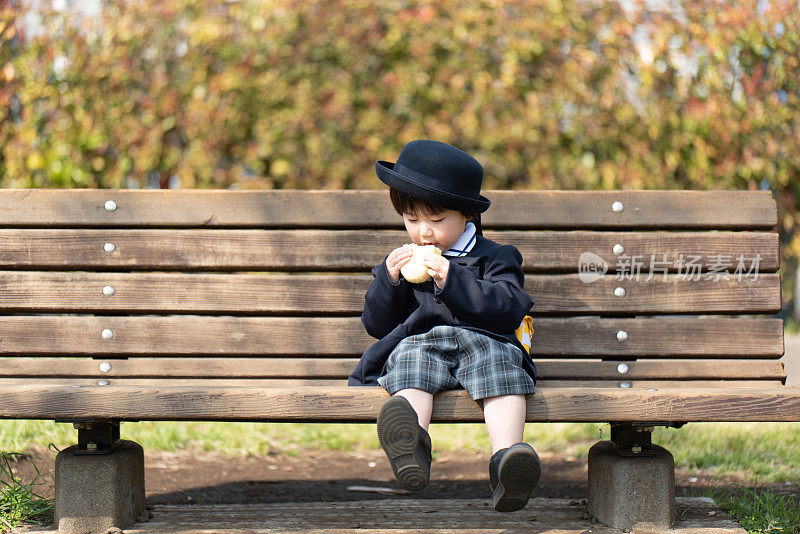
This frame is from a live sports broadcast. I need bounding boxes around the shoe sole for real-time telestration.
[493,445,541,512]
[377,396,429,491]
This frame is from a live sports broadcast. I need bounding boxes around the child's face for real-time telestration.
[402,208,470,252]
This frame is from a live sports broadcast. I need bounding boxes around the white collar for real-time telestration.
[443,222,477,257]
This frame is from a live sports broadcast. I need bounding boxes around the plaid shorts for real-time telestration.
[377,325,536,400]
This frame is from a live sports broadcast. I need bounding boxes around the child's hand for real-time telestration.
[422,254,450,290]
[385,245,413,285]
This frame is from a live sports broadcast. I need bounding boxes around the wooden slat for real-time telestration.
[0,272,369,315]
[0,230,779,273]
[1,384,798,422]
[0,317,784,357]
[529,317,784,357]
[0,378,784,389]
[527,274,781,314]
[0,272,782,315]
[0,358,785,381]
[0,190,777,229]
[532,359,786,381]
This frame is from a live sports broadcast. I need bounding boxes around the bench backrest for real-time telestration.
[0,190,784,393]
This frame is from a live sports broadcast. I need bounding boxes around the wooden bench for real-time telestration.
[0,189,797,532]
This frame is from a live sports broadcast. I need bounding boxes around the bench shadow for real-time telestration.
[147,474,588,505]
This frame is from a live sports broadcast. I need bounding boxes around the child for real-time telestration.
[348,140,540,512]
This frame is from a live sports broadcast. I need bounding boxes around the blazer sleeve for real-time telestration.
[434,244,533,332]
[361,258,415,339]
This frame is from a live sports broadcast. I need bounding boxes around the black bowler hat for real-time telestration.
[375,140,491,214]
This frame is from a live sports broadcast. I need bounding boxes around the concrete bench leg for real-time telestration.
[55,439,146,534]
[587,440,676,530]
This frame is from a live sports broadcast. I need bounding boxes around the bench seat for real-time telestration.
[2,384,799,423]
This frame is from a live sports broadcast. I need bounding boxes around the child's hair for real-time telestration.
[389,187,475,221]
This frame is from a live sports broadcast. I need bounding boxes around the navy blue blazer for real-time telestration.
[348,235,536,387]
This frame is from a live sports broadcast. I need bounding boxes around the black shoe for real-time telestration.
[377,395,432,491]
[489,442,541,512]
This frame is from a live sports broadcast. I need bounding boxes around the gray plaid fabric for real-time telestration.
[377,325,535,400]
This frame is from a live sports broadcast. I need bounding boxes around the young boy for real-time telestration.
[348,140,541,512]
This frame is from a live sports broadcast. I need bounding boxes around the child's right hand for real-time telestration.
[386,245,413,285]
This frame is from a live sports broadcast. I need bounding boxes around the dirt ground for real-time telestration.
[6,444,799,506]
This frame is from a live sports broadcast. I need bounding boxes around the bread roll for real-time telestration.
[400,244,442,283]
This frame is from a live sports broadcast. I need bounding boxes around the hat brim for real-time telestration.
[375,161,491,214]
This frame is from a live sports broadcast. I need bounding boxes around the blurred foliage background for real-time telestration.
[0,0,798,321]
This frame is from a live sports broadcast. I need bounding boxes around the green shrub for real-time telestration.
[2,0,798,304]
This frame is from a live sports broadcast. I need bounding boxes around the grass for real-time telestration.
[696,483,800,534]
[1,420,798,482]
[653,423,800,484]
[1,421,797,532]
[784,318,800,334]
[0,420,607,458]
[0,452,53,532]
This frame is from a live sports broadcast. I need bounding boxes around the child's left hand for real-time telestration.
[422,254,450,290]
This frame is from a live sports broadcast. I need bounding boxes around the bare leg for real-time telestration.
[395,388,434,430]
[483,394,527,454]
